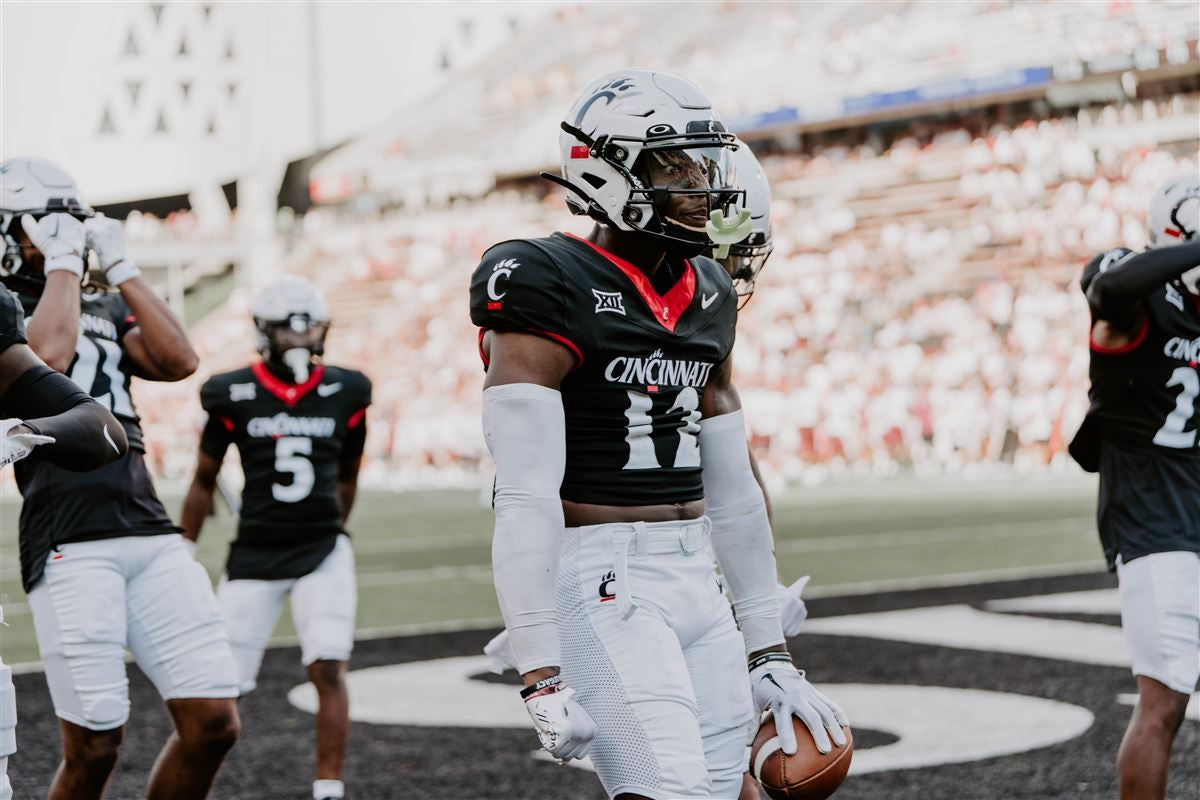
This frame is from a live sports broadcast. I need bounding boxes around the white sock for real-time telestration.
[313,779,344,799]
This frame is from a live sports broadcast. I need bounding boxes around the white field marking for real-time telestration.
[1117,693,1200,721]
[803,604,1129,668]
[775,517,1089,554]
[985,589,1122,616]
[287,663,1094,775]
[801,560,1106,599]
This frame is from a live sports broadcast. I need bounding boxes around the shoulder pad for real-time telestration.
[470,239,569,337]
[0,284,28,355]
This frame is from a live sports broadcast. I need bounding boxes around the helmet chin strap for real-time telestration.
[282,348,312,383]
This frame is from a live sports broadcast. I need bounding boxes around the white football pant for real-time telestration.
[557,518,754,800]
[217,534,357,694]
[28,534,239,731]
[1117,550,1200,695]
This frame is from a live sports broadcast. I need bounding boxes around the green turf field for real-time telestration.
[0,476,1104,666]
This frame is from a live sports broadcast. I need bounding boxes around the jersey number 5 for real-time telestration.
[1152,366,1199,449]
[273,436,315,502]
[623,387,701,470]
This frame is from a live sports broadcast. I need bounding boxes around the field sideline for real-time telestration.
[0,474,1104,667]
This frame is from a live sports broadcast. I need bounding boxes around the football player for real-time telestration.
[181,276,370,800]
[1,158,240,800]
[1069,172,1200,800]
[470,70,846,800]
[1,281,129,800]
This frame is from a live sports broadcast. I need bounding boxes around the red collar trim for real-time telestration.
[252,361,325,407]
[565,233,696,333]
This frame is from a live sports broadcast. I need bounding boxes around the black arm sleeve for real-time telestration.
[1,365,128,470]
[1086,242,1200,322]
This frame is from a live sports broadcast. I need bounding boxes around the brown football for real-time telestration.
[750,712,853,800]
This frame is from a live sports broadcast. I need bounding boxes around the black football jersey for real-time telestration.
[12,288,176,593]
[1071,248,1200,467]
[0,284,28,355]
[17,288,145,449]
[200,363,371,580]
[469,232,737,506]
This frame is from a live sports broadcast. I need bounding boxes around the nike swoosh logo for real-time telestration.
[102,424,120,454]
[701,292,719,309]
[317,382,343,397]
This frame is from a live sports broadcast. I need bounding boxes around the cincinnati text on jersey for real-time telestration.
[603,349,716,388]
[246,413,337,438]
[1164,335,1200,363]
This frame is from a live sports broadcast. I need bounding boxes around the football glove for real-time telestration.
[21,214,86,279]
[521,676,596,761]
[778,575,811,637]
[484,628,517,674]
[84,215,141,286]
[0,419,56,469]
[749,654,848,755]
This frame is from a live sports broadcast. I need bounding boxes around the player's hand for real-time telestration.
[484,628,517,674]
[778,575,811,637]
[0,419,56,468]
[84,214,141,286]
[21,213,86,278]
[750,655,848,755]
[522,677,596,761]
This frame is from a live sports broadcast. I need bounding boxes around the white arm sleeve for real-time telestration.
[700,409,785,655]
[483,383,566,674]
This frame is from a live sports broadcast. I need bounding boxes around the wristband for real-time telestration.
[748,652,794,672]
[43,256,84,279]
[105,260,141,287]
[520,674,562,700]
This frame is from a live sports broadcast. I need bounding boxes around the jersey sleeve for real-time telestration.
[469,240,574,350]
[0,285,28,355]
[341,371,371,470]
[113,295,138,340]
[198,376,234,461]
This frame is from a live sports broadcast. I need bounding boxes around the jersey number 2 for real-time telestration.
[273,436,315,502]
[1152,366,1199,449]
[623,387,701,470]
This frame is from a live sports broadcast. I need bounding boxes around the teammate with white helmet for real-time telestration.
[1069,170,1200,800]
[182,276,371,800]
[2,157,240,800]
[470,70,845,800]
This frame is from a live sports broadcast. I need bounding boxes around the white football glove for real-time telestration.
[522,677,597,761]
[84,214,141,286]
[0,418,56,469]
[21,214,86,278]
[750,655,848,755]
[778,575,811,637]
[484,628,517,675]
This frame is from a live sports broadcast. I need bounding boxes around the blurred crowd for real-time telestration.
[134,96,1197,491]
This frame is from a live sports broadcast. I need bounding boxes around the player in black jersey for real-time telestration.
[470,70,845,800]
[1069,172,1200,800]
[1,158,239,800]
[1,280,129,800]
[182,276,370,800]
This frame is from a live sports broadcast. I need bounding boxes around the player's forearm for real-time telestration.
[5,365,128,469]
[1088,241,1200,319]
[25,273,81,373]
[702,410,786,656]
[748,447,774,531]
[120,277,198,378]
[180,478,215,541]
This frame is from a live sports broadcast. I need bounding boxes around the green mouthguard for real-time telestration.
[707,209,753,259]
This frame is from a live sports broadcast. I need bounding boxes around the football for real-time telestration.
[750,712,853,800]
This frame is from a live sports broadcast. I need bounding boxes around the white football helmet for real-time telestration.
[721,140,773,306]
[0,158,93,293]
[252,276,331,382]
[1147,171,1199,249]
[546,69,746,257]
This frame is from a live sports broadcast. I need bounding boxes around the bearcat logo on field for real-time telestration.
[247,413,336,438]
[604,348,715,388]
